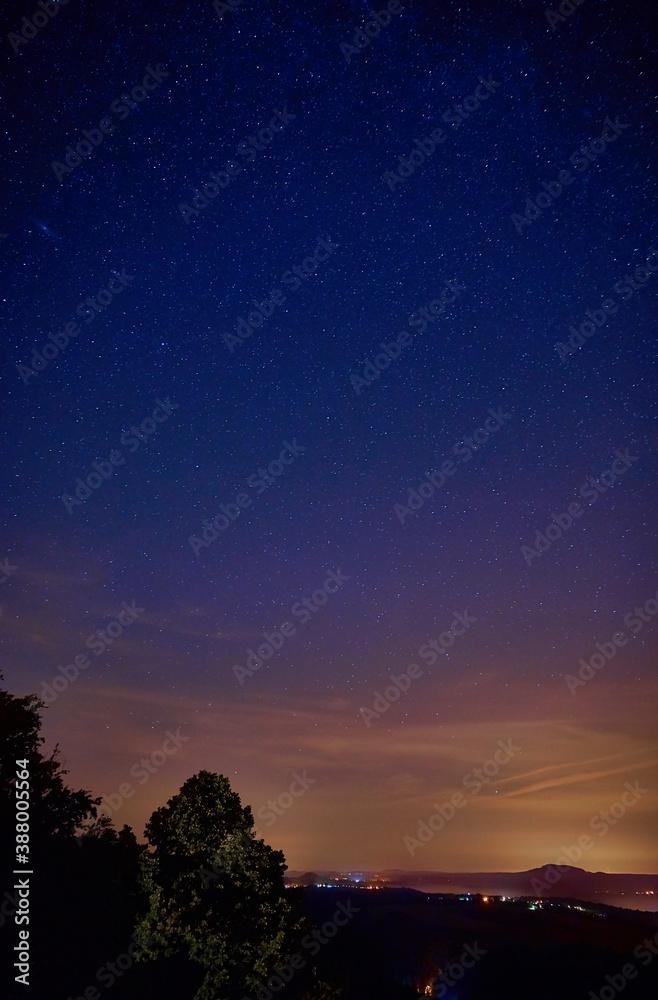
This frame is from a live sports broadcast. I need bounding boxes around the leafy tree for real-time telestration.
[0,678,143,997]
[0,684,98,843]
[134,770,298,1000]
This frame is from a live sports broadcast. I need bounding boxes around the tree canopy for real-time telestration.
[135,770,299,1000]
[0,684,98,842]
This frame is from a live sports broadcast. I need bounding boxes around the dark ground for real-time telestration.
[298,887,658,1000]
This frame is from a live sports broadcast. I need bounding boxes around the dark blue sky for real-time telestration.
[1,0,656,872]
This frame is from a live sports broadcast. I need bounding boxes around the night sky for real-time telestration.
[1,0,657,874]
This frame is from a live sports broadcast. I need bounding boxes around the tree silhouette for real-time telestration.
[0,683,98,843]
[0,678,142,998]
[134,770,299,1000]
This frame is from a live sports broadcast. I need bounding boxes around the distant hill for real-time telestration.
[285,866,658,909]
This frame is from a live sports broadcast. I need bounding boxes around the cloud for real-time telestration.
[501,758,658,798]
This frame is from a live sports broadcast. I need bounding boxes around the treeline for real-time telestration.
[0,681,342,1000]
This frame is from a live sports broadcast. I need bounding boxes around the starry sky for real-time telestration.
[1,0,657,874]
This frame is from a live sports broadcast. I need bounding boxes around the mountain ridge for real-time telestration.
[285,865,658,909]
